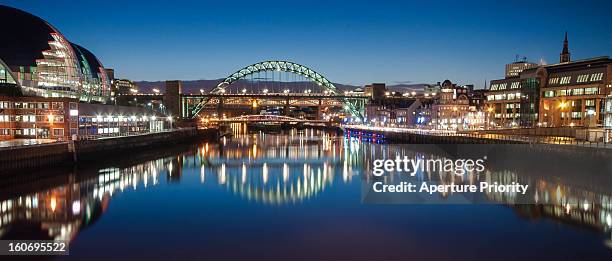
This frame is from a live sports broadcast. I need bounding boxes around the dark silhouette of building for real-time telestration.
[560,32,571,63]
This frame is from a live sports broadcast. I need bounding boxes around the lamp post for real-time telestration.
[486,106,493,130]
[168,116,173,130]
[452,106,458,131]
[587,109,596,129]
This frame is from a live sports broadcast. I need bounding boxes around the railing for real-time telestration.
[77,129,178,141]
[210,115,327,123]
[0,139,67,150]
[344,125,611,149]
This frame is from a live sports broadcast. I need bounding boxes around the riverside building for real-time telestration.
[537,56,611,128]
[0,6,171,141]
[485,33,612,129]
[430,80,471,130]
[0,96,168,141]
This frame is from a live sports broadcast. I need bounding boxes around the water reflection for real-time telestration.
[0,128,611,252]
[354,138,612,247]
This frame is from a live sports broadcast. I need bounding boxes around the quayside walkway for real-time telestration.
[343,125,612,149]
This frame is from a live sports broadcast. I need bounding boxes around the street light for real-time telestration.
[167,116,173,130]
[486,106,494,130]
[263,89,268,94]
[241,89,247,94]
[587,109,596,129]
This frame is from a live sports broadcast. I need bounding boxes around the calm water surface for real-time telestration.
[1,128,612,260]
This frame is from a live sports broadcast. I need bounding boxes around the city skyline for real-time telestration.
[2,0,612,87]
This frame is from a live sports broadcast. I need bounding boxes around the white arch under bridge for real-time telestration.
[186,61,364,119]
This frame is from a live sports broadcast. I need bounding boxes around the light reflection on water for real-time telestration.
[0,127,611,259]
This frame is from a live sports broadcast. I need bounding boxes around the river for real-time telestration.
[1,128,611,260]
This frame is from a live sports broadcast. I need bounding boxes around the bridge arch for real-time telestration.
[212,61,338,95]
[189,61,363,119]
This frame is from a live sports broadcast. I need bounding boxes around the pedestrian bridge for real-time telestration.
[209,115,328,123]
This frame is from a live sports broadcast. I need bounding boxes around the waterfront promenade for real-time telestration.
[343,125,612,149]
[0,128,217,173]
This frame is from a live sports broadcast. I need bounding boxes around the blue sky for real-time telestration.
[2,0,612,87]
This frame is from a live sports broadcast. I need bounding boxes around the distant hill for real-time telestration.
[134,79,429,94]
[385,84,429,93]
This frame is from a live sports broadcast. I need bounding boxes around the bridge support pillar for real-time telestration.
[316,99,322,121]
[217,97,224,117]
[252,99,259,115]
[284,98,290,116]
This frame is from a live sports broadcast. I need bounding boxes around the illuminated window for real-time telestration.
[590,73,604,81]
[559,76,571,84]
[584,87,599,95]
[585,99,595,106]
[556,90,567,96]
[576,74,589,83]
[53,128,64,136]
[548,78,559,85]
[0,62,17,84]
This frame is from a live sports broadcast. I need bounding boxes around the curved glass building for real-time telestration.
[0,5,110,103]
[0,58,18,85]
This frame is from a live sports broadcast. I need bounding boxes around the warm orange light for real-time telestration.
[47,114,54,123]
[252,100,258,108]
[50,197,57,212]
[558,101,568,109]
[487,107,493,113]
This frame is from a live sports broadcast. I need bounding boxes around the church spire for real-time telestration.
[560,31,570,63]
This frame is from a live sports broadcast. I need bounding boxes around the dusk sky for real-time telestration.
[3,0,612,87]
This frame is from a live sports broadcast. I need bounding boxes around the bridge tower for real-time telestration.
[165,80,182,118]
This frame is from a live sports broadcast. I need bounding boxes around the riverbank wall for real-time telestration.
[0,128,218,174]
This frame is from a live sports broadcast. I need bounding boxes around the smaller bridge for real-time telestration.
[210,115,328,124]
